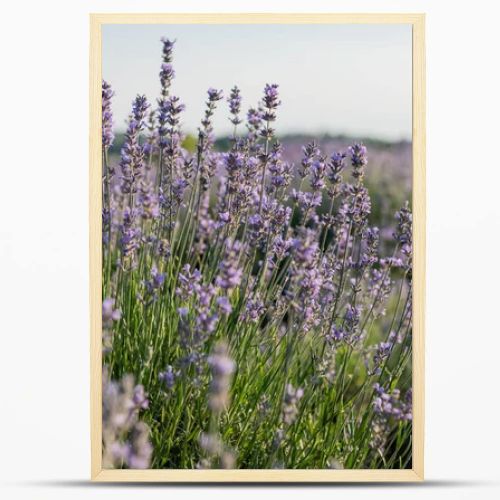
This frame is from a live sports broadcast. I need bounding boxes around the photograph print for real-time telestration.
[96,18,421,473]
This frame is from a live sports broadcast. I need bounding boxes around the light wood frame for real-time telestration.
[90,12,425,482]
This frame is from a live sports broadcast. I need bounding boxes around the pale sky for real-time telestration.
[103,24,412,141]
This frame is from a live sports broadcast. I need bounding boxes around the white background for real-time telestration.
[1,1,499,499]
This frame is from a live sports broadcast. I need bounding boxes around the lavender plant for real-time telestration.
[101,37,413,470]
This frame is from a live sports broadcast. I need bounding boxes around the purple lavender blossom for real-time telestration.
[343,304,362,342]
[138,181,160,220]
[262,83,280,116]
[118,208,141,270]
[102,369,152,469]
[292,228,319,266]
[259,84,280,140]
[102,80,115,149]
[272,235,294,261]
[159,365,176,390]
[141,265,165,305]
[247,106,263,130]
[268,142,292,193]
[349,143,368,182]
[132,95,150,126]
[216,296,233,315]
[282,384,304,425]
[132,385,149,410]
[299,141,320,179]
[241,293,265,323]
[161,37,175,62]
[228,85,242,126]
[159,38,175,98]
[207,342,235,413]
[393,201,413,277]
[160,63,175,93]
[102,298,121,326]
[347,184,372,231]
[372,384,412,422]
[310,156,327,192]
[127,422,153,469]
[120,96,150,195]
[198,88,223,155]
[207,87,224,102]
[157,96,185,153]
[176,264,202,300]
[327,151,346,195]
[394,201,412,247]
[367,340,393,375]
[216,239,243,290]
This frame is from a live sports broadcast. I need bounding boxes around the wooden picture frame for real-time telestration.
[90,12,425,482]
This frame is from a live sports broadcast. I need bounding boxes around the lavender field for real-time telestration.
[101,37,413,470]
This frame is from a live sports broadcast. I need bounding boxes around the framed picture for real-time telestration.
[89,13,425,482]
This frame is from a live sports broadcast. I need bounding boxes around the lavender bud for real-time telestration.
[282,383,304,425]
[228,85,242,125]
[158,365,176,390]
[102,298,121,327]
[102,80,115,149]
[349,143,368,182]
[207,342,236,413]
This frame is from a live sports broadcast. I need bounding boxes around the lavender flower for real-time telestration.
[216,296,232,315]
[281,383,304,425]
[207,341,235,413]
[343,304,363,345]
[102,369,152,469]
[176,264,202,300]
[132,95,150,126]
[127,422,153,469]
[347,183,372,231]
[366,340,394,376]
[119,207,141,264]
[207,87,224,102]
[373,384,412,419]
[198,432,237,469]
[120,96,150,196]
[394,201,413,273]
[102,298,120,354]
[160,63,175,95]
[102,80,114,149]
[247,106,263,131]
[370,383,413,452]
[349,143,368,182]
[159,38,175,98]
[193,283,219,341]
[138,181,160,220]
[262,83,280,118]
[140,265,165,305]
[268,142,292,193]
[310,156,327,192]
[241,293,265,323]
[260,83,280,140]
[215,239,243,290]
[159,365,176,390]
[198,88,223,156]
[143,110,158,160]
[228,85,242,126]
[102,298,121,327]
[300,141,320,179]
[327,151,346,195]
[161,37,175,62]
[157,96,185,188]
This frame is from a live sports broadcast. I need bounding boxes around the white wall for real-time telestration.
[1,1,499,499]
